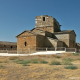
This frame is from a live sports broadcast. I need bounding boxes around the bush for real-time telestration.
[0,65,5,69]
[4,60,8,63]
[0,61,3,63]
[55,56,61,58]
[72,53,79,56]
[50,60,61,65]
[64,65,77,69]
[62,58,73,65]
[14,60,30,64]
[40,60,48,64]
[63,58,73,62]
[14,59,48,66]
[62,61,72,65]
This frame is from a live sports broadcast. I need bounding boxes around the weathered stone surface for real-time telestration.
[16,15,77,54]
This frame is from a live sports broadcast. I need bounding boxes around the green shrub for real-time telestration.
[63,58,73,62]
[14,59,48,66]
[4,60,8,63]
[62,61,72,65]
[30,59,38,63]
[62,58,73,65]
[0,65,5,69]
[40,60,48,64]
[55,56,61,58]
[14,60,31,64]
[0,61,3,63]
[64,65,77,69]
[50,60,61,65]
[22,64,30,66]
[72,53,79,56]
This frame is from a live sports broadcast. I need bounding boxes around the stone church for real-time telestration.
[16,15,76,53]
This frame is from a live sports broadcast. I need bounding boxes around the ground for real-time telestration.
[0,53,80,80]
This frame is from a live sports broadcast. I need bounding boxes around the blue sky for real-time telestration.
[0,0,80,43]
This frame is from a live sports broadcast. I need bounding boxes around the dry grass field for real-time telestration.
[0,53,80,80]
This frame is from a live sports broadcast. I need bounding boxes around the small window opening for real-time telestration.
[24,42,27,46]
[43,17,45,21]
[11,46,12,49]
[4,45,6,47]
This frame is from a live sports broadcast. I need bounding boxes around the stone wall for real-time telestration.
[55,34,69,47]
[35,15,61,33]
[17,36,36,54]
[35,15,53,27]
[45,37,57,47]
[36,35,45,47]
[37,26,54,33]
[57,41,64,47]
[55,32,76,48]
[0,42,17,50]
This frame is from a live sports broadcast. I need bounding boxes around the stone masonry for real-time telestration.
[16,15,77,54]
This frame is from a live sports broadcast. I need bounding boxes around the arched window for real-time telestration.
[24,42,27,46]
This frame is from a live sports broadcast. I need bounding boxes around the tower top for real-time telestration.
[35,15,60,28]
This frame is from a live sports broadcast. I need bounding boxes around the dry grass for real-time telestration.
[0,53,80,80]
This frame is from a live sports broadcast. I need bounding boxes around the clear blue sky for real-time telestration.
[0,0,80,43]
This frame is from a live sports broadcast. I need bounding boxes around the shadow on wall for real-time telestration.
[63,42,68,48]
[45,37,55,48]
[52,34,58,39]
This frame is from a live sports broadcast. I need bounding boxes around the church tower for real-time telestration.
[35,15,61,33]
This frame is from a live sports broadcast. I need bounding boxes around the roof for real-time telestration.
[30,28,45,32]
[16,30,42,37]
[0,41,17,45]
[54,30,76,36]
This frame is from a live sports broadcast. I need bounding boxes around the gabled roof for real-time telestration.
[16,30,42,37]
[54,30,76,36]
[30,28,45,32]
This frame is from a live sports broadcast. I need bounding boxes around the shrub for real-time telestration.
[4,60,8,63]
[62,61,72,65]
[72,53,79,56]
[50,60,61,65]
[63,58,73,62]
[9,56,19,60]
[14,60,31,64]
[14,59,48,66]
[40,60,48,64]
[62,58,73,65]
[55,56,61,58]
[30,59,38,63]
[64,65,77,69]
[0,61,3,63]
[22,64,30,66]
[0,65,5,69]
